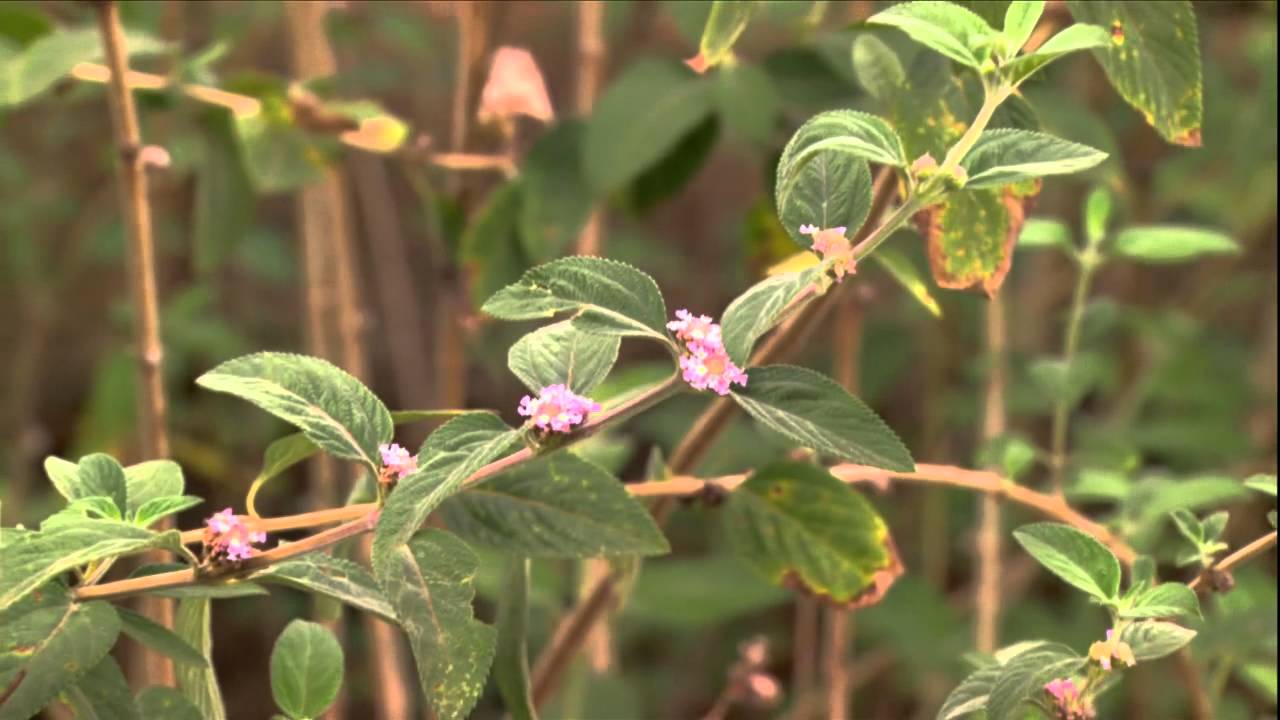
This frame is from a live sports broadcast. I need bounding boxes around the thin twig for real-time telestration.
[95,0,173,688]
[1188,531,1278,593]
[574,1,605,256]
[975,295,1007,654]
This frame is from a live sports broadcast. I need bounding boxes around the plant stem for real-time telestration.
[939,84,1011,173]
[575,1,606,256]
[1188,531,1278,593]
[1048,243,1103,494]
[95,0,173,688]
[975,295,1008,654]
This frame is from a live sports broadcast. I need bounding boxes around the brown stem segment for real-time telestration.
[975,295,1007,654]
[95,0,173,688]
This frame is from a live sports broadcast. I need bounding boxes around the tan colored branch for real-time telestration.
[95,0,173,688]
[975,295,1008,654]
[574,1,606,256]
[1188,531,1278,593]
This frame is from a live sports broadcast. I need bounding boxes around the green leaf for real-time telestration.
[1004,23,1109,86]
[391,410,476,425]
[48,496,123,524]
[961,130,1108,189]
[494,557,537,720]
[777,144,873,251]
[725,462,902,605]
[1002,1,1044,53]
[376,530,496,720]
[519,121,594,262]
[137,687,203,720]
[460,179,529,310]
[712,62,778,145]
[730,365,915,471]
[481,256,669,340]
[986,643,1085,720]
[42,456,81,504]
[720,268,821,366]
[920,184,1039,294]
[0,26,168,107]
[0,520,181,611]
[1066,1,1203,146]
[508,321,620,395]
[1244,474,1277,497]
[689,1,756,72]
[1118,620,1197,661]
[869,246,944,318]
[270,620,344,720]
[627,115,720,212]
[1012,522,1121,600]
[116,605,209,668]
[123,460,185,518]
[867,1,995,69]
[1028,356,1099,409]
[439,453,669,558]
[134,496,203,529]
[778,110,909,180]
[851,33,906,102]
[0,592,120,720]
[1169,508,1203,545]
[584,58,714,194]
[937,664,1002,719]
[1083,184,1113,244]
[245,433,322,515]
[1111,225,1239,263]
[1201,511,1228,542]
[174,599,226,720]
[76,454,128,518]
[255,553,396,623]
[196,352,393,471]
[231,97,327,193]
[372,413,522,572]
[1120,582,1200,620]
[59,656,137,720]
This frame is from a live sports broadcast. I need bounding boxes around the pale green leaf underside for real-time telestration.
[174,598,227,720]
[720,268,821,366]
[961,129,1107,188]
[196,352,392,470]
[867,1,996,68]
[1111,225,1239,263]
[270,620,344,720]
[1012,522,1120,600]
[256,553,397,623]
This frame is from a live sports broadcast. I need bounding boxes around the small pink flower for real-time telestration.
[1044,678,1094,719]
[680,344,748,396]
[800,224,856,280]
[477,46,554,125]
[518,384,600,433]
[1088,628,1136,671]
[378,443,417,480]
[203,508,267,564]
[666,309,722,350]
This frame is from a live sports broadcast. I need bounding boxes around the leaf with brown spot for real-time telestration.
[725,462,903,607]
[918,179,1041,296]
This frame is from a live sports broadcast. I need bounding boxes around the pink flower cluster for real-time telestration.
[203,508,267,563]
[1088,628,1136,671]
[518,384,600,433]
[799,224,856,280]
[668,309,748,396]
[379,443,418,480]
[1044,678,1094,719]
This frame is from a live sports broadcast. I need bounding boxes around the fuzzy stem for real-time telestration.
[95,0,173,688]
[1048,241,1103,494]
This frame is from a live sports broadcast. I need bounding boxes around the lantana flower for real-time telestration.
[799,224,856,280]
[1088,628,1136,671]
[518,384,600,433]
[203,508,267,563]
[680,344,749,396]
[667,309,747,396]
[1044,678,1094,719]
[477,46,554,126]
[379,443,417,480]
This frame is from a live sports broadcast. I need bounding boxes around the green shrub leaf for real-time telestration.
[60,656,137,720]
[174,599,227,720]
[494,557,536,720]
[1004,23,1109,86]
[137,687,203,720]
[851,33,906,102]
[584,59,714,193]
[482,257,669,341]
[1002,1,1045,53]
[730,365,915,471]
[1012,522,1121,600]
[373,413,522,573]
[1120,583,1201,620]
[720,268,821,366]
[725,462,902,605]
[377,530,496,720]
[196,352,393,472]
[0,26,168,107]
[508,321,620,395]
[270,620,344,720]
[986,643,1085,720]
[867,1,995,69]
[0,589,120,720]
[117,605,210,668]
[689,1,756,73]
[962,130,1108,189]
[1067,0,1203,146]
[1111,225,1239,263]
[123,460,186,518]
[1119,620,1197,661]
[440,452,669,558]
[255,553,396,623]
